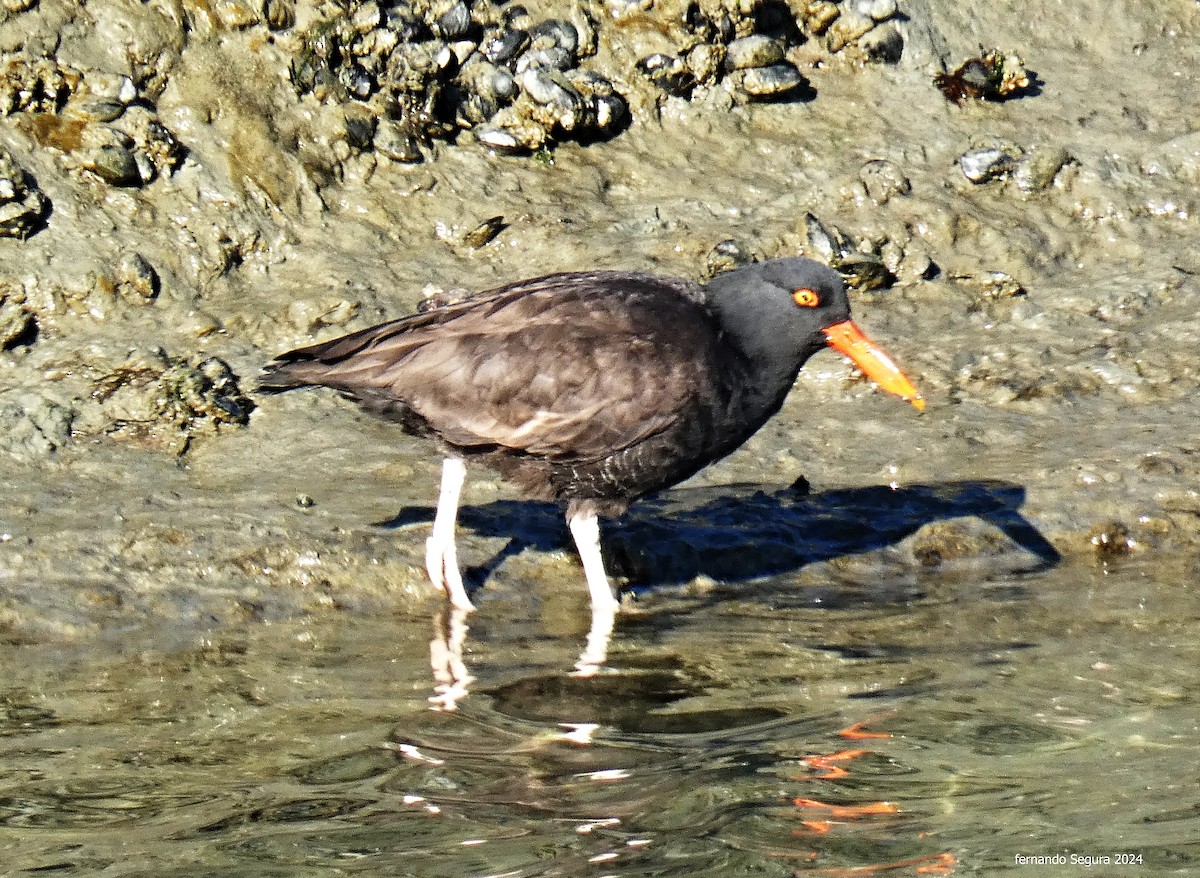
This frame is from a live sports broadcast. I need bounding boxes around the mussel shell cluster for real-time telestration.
[289,0,629,158]
[636,0,905,102]
[0,53,182,193]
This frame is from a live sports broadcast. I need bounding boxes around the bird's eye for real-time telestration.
[792,288,820,308]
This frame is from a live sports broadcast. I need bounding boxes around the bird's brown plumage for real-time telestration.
[261,270,757,516]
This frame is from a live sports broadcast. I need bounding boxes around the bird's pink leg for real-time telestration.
[425,457,474,611]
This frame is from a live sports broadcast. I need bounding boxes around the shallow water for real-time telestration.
[3,551,1196,876]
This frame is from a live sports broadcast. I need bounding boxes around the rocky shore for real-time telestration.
[2,0,1199,639]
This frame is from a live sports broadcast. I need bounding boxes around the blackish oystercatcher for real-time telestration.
[261,258,923,614]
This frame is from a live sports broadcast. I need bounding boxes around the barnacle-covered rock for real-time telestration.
[635,0,882,104]
[1013,146,1073,194]
[75,126,142,186]
[935,49,1033,104]
[859,159,911,205]
[704,239,754,279]
[959,145,1020,184]
[637,53,695,98]
[798,212,897,290]
[0,54,80,116]
[63,73,138,123]
[289,0,627,163]
[87,351,255,454]
[724,35,785,71]
[0,392,73,460]
[0,280,36,348]
[114,253,160,303]
[111,106,184,183]
[731,63,806,100]
[0,147,49,238]
[263,0,295,31]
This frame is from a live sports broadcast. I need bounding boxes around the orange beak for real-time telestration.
[822,320,925,411]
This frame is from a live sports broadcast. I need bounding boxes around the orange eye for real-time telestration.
[792,288,820,308]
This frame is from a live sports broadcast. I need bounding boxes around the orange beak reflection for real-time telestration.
[822,320,925,411]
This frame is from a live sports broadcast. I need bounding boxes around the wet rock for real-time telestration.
[724,35,785,71]
[856,0,897,21]
[285,298,360,334]
[115,253,160,302]
[954,270,1027,300]
[734,64,806,99]
[418,285,472,312]
[704,239,754,279]
[1088,521,1136,560]
[1013,146,1073,193]
[87,352,254,455]
[0,282,36,348]
[896,243,936,282]
[0,148,49,238]
[801,1,841,35]
[859,159,911,205]
[859,22,904,63]
[825,11,876,53]
[908,519,1013,567]
[0,392,73,460]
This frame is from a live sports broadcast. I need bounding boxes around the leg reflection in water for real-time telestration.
[427,599,618,711]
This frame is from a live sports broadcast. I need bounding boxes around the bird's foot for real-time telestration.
[425,535,475,612]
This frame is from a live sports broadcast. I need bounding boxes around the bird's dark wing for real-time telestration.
[262,271,725,462]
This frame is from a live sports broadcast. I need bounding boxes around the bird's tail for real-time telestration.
[257,356,329,393]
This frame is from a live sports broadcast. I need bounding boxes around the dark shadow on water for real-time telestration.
[378,479,1060,591]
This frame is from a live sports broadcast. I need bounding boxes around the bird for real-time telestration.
[260,257,923,616]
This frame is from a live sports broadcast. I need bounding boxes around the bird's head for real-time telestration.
[704,257,924,410]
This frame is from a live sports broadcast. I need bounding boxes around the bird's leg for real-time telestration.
[567,509,620,613]
[425,457,474,611]
[567,509,619,675]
